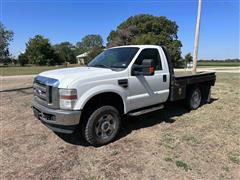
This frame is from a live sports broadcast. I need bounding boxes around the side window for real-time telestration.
[134,48,162,70]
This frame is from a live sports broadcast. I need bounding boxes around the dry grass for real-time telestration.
[0,64,81,76]
[0,76,34,91]
[1,73,240,179]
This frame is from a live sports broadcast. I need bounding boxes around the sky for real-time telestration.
[1,0,239,60]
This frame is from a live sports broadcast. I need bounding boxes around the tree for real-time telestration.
[86,46,103,64]
[108,26,138,46]
[54,42,76,64]
[184,53,193,68]
[18,53,28,66]
[75,34,103,55]
[25,35,58,65]
[0,22,14,64]
[107,14,182,66]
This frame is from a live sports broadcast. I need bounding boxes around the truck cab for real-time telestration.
[32,45,216,146]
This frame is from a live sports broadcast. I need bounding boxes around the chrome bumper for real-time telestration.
[32,98,81,134]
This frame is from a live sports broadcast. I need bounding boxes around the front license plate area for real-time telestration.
[32,107,55,121]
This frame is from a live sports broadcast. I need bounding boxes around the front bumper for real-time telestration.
[32,98,81,134]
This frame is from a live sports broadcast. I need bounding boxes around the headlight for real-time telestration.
[59,89,77,110]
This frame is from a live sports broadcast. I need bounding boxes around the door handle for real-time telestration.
[163,75,167,82]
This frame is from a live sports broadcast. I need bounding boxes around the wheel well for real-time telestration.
[82,92,124,115]
[186,83,211,101]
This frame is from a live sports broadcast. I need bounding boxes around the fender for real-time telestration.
[74,84,129,114]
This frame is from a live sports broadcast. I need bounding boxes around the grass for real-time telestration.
[111,150,120,156]
[165,157,192,172]
[181,134,199,145]
[198,61,240,67]
[228,151,240,165]
[175,160,191,171]
[1,61,239,76]
[1,72,240,179]
[0,64,82,76]
[164,157,173,162]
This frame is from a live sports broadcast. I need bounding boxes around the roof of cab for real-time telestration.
[108,45,161,49]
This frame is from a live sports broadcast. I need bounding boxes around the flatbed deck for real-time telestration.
[174,71,215,78]
[169,71,216,102]
[174,71,216,82]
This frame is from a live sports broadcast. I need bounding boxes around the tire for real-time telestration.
[186,86,202,110]
[82,106,121,146]
[206,87,211,103]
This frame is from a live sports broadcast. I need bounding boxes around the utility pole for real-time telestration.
[192,0,202,73]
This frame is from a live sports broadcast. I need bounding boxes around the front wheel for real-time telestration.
[186,87,202,110]
[83,106,121,146]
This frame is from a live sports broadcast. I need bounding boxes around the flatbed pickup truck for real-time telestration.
[32,45,216,146]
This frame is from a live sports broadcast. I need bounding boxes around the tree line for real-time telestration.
[1,14,198,67]
[18,34,104,66]
[199,59,240,62]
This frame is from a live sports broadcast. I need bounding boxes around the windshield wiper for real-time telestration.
[94,64,112,69]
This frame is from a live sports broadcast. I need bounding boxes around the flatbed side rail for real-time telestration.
[174,72,216,85]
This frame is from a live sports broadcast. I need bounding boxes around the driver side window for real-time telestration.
[134,48,162,70]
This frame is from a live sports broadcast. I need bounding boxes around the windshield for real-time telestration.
[88,47,139,69]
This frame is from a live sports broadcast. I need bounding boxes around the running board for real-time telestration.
[128,105,164,116]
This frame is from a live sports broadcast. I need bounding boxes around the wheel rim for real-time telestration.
[95,113,117,140]
[191,89,201,109]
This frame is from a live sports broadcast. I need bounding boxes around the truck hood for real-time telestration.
[39,67,116,88]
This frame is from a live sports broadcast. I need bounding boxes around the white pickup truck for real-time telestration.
[32,45,216,146]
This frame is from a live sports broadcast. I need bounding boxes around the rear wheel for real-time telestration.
[206,87,211,103]
[187,87,202,110]
[83,106,121,146]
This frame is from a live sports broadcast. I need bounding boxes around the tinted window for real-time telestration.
[134,48,162,70]
[88,47,139,69]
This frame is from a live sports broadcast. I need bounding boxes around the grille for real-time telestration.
[33,82,51,103]
[33,76,59,109]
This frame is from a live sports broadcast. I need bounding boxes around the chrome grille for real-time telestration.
[33,76,60,109]
[33,82,49,102]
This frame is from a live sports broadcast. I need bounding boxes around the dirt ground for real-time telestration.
[0,75,34,91]
[1,72,240,179]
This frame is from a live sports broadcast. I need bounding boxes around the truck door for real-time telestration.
[128,48,170,110]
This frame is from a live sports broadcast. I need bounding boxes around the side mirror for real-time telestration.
[132,59,155,76]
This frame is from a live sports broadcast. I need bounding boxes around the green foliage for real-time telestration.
[228,151,240,165]
[75,34,103,55]
[25,35,58,66]
[18,53,28,66]
[108,26,138,46]
[175,160,191,171]
[199,58,240,62]
[111,150,120,156]
[164,157,173,162]
[0,22,14,64]
[182,134,199,145]
[198,61,240,67]
[86,46,103,64]
[2,57,12,65]
[107,14,182,66]
[184,53,193,68]
[185,53,193,63]
[54,42,76,64]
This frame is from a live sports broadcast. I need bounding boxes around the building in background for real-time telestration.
[76,52,88,65]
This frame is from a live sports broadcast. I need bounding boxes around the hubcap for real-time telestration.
[95,114,116,139]
[191,89,201,109]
